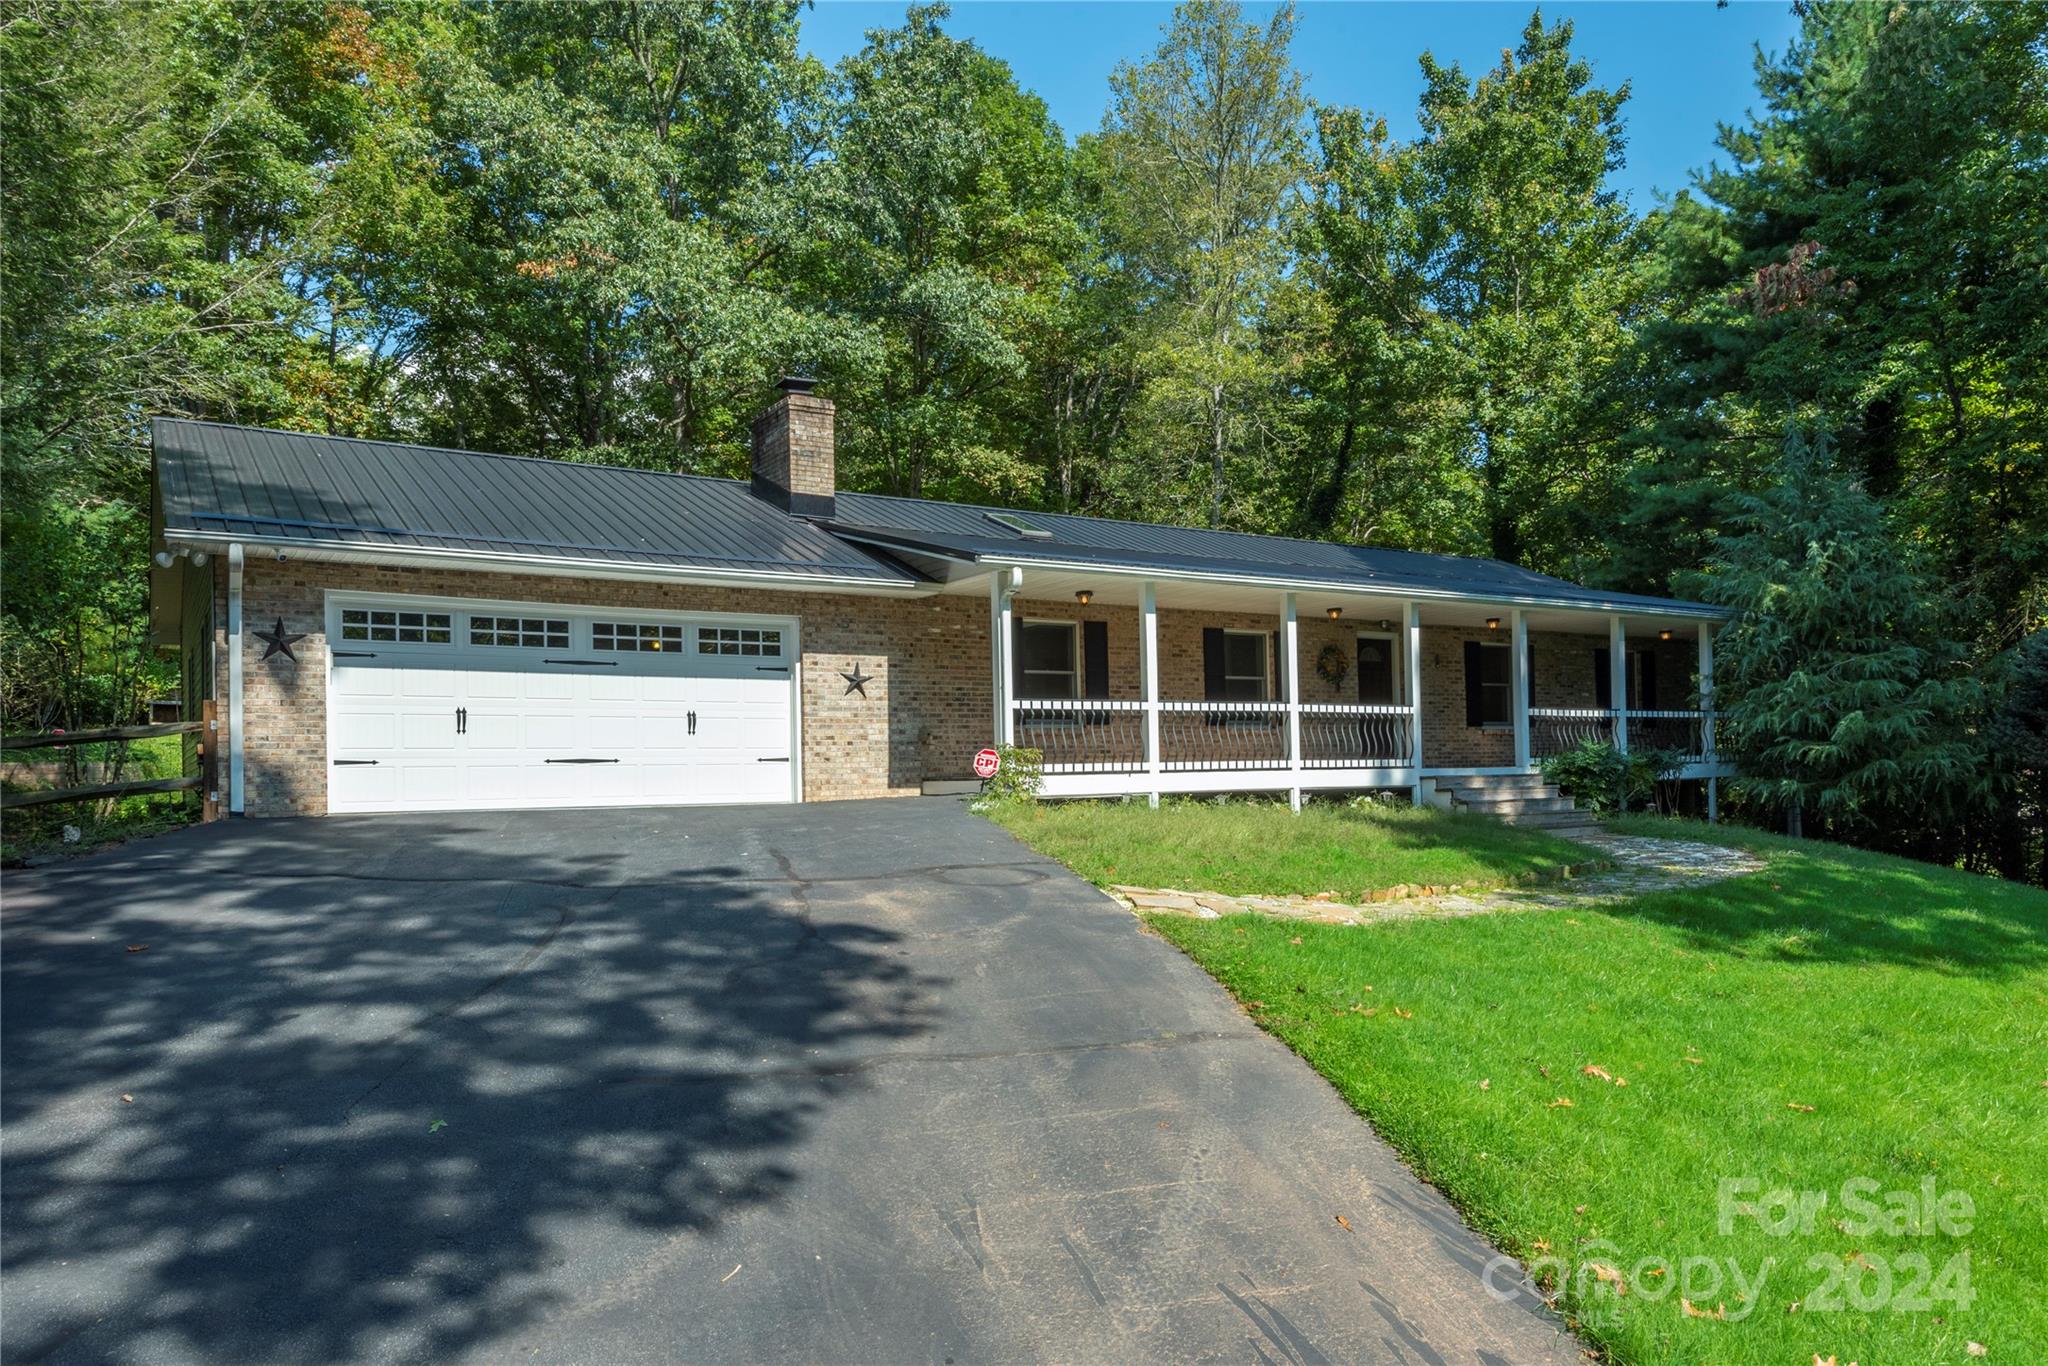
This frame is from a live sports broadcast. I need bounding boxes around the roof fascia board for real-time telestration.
[164,529,935,597]
[959,549,1727,620]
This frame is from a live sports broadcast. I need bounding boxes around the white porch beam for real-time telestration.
[1405,601,1425,805]
[227,542,245,815]
[1510,607,1531,771]
[1281,591,1302,811]
[1608,614,1629,756]
[990,566,1018,746]
[1140,580,1161,807]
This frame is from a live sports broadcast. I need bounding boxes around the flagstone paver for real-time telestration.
[1114,830,1765,927]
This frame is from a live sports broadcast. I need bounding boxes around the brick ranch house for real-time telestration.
[148,379,1731,819]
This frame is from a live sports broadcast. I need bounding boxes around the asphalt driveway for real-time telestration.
[3,798,1575,1364]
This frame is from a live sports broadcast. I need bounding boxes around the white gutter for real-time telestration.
[165,530,934,597]
[226,542,245,815]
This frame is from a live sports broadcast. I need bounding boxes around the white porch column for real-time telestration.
[1281,591,1302,811]
[1608,614,1629,755]
[1140,580,1161,808]
[990,566,1017,746]
[1404,601,1425,805]
[1700,620,1718,823]
[1511,608,1531,771]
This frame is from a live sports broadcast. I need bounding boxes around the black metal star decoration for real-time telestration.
[255,617,306,663]
[840,664,874,697]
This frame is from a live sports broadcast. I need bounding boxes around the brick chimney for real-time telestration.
[750,375,836,519]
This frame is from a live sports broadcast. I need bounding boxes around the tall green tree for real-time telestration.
[1701,431,1986,840]
[1097,0,1306,529]
[824,4,1078,502]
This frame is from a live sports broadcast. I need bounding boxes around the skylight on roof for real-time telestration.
[984,511,1053,539]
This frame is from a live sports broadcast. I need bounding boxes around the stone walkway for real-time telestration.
[1114,831,1766,927]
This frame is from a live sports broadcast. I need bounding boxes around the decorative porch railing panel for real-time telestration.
[1624,710,1712,763]
[1299,703,1414,768]
[1158,701,1289,771]
[1013,699,1146,773]
[1530,708,1616,758]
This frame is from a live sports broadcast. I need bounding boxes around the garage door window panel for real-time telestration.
[470,616,569,649]
[696,625,784,658]
[341,608,452,644]
[595,622,685,653]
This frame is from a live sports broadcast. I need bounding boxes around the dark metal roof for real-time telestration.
[154,419,1720,616]
[831,491,1723,617]
[152,420,919,585]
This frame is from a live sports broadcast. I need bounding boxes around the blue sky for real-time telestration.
[800,1,1804,208]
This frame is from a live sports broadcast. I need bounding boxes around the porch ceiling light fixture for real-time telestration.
[1326,606,1342,620]
[1074,589,1093,606]
[1485,616,1501,632]
[1659,628,1674,641]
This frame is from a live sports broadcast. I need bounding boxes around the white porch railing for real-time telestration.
[1530,707,1717,765]
[1011,699,1416,777]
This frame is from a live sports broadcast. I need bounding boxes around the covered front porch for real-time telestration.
[984,564,1726,809]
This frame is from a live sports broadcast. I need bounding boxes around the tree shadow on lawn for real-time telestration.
[1,816,941,1363]
[1594,849,2048,978]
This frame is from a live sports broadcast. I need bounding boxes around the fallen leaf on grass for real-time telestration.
[1334,1214,1353,1233]
[1530,1238,1551,1253]
[126,945,148,954]
[1538,1064,1552,1078]
[1574,1205,1587,1215]
[1288,936,1303,945]
[1479,1079,1491,1091]
[1682,1055,1705,1065]
[1586,1262,1627,1294]
[1582,1065,1627,1086]
[1968,1344,1988,1358]
[1681,1298,1726,1320]
[1787,1102,1817,1113]
[1391,1006,1412,1019]
[1547,1097,1575,1108]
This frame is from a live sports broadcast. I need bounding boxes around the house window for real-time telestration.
[1222,630,1268,702]
[341,608,451,644]
[1472,642,1511,726]
[695,625,783,657]
[594,622,685,653]
[1017,621,1078,699]
[470,616,569,649]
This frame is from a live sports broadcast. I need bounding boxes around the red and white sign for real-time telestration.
[972,748,1002,780]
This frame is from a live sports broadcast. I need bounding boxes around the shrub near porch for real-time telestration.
[989,798,1587,901]
[1140,817,2048,1364]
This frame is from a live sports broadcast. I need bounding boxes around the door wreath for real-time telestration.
[1315,641,1351,690]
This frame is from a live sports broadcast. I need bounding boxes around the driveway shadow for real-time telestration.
[2,816,942,1363]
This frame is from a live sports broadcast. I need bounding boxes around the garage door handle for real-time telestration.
[544,658,616,667]
[334,759,379,766]
[755,665,789,673]
[545,757,619,764]
[758,757,790,763]
[332,650,377,659]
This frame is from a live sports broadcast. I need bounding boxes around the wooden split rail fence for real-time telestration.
[0,702,219,818]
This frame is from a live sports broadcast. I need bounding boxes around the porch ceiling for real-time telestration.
[943,564,1712,637]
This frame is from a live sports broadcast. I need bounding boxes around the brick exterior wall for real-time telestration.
[215,559,991,816]
[211,556,1702,815]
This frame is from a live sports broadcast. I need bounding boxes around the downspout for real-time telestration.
[227,542,245,815]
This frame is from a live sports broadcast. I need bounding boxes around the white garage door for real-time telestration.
[325,597,797,813]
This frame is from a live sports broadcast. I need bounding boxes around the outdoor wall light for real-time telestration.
[1378,619,1392,631]
[1485,616,1501,631]
[1074,590,1093,606]
[1326,606,1342,620]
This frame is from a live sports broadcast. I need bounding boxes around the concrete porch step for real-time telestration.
[1452,794,1579,815]
[1443,773,1554,792]
[1495,808,1602,830]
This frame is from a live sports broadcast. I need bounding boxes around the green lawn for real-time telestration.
[988,797,1593,899]
[1004,804,2048,1363]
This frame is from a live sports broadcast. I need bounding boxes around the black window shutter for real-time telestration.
[1464,640,1483,727]
[1526,637,1537,707]
[1594,647,1611,709]
[1082,620,1109,699]
[1271,631,1284,702]
[1202,628,1225,701]
[1012,617,1024,698]
[1638,649,1658,710]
